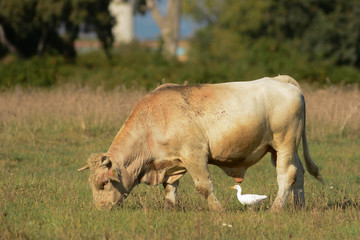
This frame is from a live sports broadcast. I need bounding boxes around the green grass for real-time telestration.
[0,87,359,239]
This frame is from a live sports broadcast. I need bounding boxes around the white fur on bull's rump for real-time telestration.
[79,75,324,211]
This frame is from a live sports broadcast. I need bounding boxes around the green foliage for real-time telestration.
[0,0,359,88]
[0,0,113,58]
[265,0,360,67]
[184,0,360,76]
[0,56,61,88]
[187,29,360,84]
[0,44,194,90]
[1,39,360,90]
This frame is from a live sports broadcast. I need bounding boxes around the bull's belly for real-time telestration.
[207,124,272,167]
[209,143,269,167]
[201,104,272,167]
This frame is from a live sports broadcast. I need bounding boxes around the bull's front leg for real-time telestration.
[185,158,223,212]
[163,180,179,210]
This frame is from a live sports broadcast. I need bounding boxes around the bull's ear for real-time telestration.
[100,155,111,167]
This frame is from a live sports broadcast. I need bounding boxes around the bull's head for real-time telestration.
[78,154,131,209]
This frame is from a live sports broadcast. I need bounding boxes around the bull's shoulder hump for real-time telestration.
[153,83,181,92]
[134,84,200,110]
[147,84,209,102]
[152,83,205,93]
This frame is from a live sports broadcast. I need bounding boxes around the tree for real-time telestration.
[184,0,360,68]
[264,0,360,67]
[147,0,181,58]
[182,0,270,62]
[135,0,181,58]
[0,0,114,59]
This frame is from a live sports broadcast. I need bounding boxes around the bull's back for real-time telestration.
[137,77,303,162]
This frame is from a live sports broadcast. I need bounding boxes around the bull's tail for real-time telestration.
[302,105,325,184]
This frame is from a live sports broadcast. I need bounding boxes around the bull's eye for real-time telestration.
[99,181,109,190]
[104,181,113,190]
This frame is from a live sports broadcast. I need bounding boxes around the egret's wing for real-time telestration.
[240,194,267,205]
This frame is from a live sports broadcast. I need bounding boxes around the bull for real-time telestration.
[78,75,324,211]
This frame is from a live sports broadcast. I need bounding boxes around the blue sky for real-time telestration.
[134,13,199,40]
[133,1,200,40]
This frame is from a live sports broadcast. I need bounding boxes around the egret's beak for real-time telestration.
[228,186,236,189]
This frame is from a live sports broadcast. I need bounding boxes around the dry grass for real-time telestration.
[1,84,358,141]
[0,84,359,239]
[0,86,146,150]
[0,86,146,130]
[303,85,360,139]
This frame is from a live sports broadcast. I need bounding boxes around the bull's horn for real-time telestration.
[107,169,120,182]
[101,159,111,167]
[108,176,120,183]
[77,164,89,171]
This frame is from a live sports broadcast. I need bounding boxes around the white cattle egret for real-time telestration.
[229,185,267,206]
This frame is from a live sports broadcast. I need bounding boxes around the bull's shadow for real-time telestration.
[326,199,359,210]
[319,186,359,210]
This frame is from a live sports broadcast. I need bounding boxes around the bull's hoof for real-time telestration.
[292,201,305,210]
[270,204,284,212]
[208,201,224,212]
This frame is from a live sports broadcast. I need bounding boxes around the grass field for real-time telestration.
[0,84,359,239]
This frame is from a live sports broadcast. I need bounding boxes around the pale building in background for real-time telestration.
[109,0,134,44]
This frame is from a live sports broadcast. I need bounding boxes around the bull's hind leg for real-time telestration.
[291,153,305,208]
[163,180,179,210]
[271,108,304,210]
[271,149,298,211]
[272,151,305,210]
[184,156,223,211]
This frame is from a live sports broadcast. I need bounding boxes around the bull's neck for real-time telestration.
[107,123,152,190]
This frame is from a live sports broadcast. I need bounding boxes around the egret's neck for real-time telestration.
[237,187,242,197]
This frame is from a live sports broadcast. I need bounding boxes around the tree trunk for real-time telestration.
[0,24,22,58]
[109,0,134,44]
[37,25,48,56]
[146,0,181,58]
